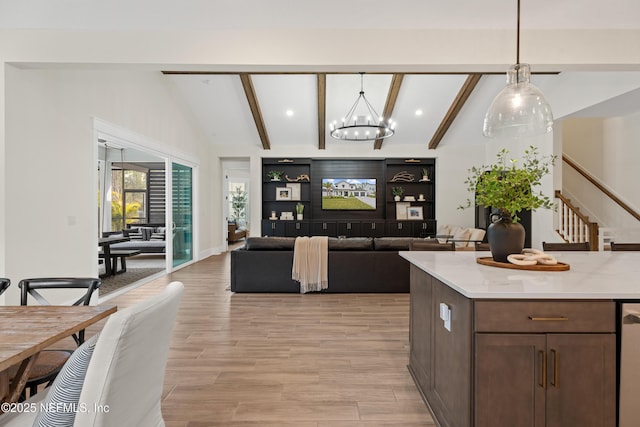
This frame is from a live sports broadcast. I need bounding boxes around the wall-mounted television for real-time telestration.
[321,178,376,210]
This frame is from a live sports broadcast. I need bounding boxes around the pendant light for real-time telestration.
[330,73,396,141]
[483,0,553,138]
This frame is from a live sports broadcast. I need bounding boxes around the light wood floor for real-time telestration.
[96,250,434,427]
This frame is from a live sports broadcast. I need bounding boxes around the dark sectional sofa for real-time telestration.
[230,236,429,293]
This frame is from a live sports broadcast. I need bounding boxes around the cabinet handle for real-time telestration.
[528,316,569,321]
[272,223,276,230]
[539,350,547,389]
[372,222,376,230]
[398,223,403,230]
[296,223,300,230]
[551,349,559,388]
[347,223,351,230]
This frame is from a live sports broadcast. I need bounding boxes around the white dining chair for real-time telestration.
[0,281,184,427]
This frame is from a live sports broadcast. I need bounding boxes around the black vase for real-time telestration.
[487,215,525,263]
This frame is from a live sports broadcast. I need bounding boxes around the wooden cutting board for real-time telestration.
[476,256,570,271]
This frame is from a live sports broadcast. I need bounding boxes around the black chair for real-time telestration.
[542,241,590,251]
[0,278,9,296]
[9,277,101,398]
[410,240,455,251]
[610,242,640,251]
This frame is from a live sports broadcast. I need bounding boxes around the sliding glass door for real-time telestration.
[172,162,193,268]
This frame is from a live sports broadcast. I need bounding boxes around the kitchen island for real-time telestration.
[400,251,640,427]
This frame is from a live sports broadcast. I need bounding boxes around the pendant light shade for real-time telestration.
[483,64,553,138]
[483,0,554,138]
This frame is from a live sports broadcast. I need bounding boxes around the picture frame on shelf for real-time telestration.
[286,183,301,201]
[407,206,424,220]
[396,202,410,220]
[276,187,291,201]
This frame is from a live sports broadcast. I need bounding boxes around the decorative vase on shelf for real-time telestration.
[394,196,401,202]
[487,212,525,263]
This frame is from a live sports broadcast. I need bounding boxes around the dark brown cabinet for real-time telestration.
[408,266,616,427]
[475,333,616,427]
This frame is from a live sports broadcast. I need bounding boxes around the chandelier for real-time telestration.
[483,0,553,138]
[330,73,396,141]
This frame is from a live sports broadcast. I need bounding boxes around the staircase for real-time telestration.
[554,190,599,251]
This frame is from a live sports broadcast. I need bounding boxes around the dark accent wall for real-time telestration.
[311,159,385,220]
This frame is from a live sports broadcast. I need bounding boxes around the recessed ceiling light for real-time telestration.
[286,110,294,117]
[415,109,424,116]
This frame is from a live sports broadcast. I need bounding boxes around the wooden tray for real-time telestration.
[476,257,570,271]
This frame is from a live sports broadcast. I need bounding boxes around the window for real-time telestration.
[111,168,148,230]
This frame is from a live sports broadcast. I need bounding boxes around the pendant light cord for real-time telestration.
[516,0,521,64]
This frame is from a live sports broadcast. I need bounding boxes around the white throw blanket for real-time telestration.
[292,236,328,293]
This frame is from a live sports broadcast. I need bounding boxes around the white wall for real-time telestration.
[563,115,640,238]
[3,66,212,303]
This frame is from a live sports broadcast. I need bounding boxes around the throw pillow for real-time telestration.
[150,232,165,241]
[32,333,100,427]
[129,232,143,240]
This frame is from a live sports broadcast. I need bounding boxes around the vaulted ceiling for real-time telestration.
[4,0,640,151]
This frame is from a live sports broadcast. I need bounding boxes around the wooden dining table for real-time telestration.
[0,305,117,405]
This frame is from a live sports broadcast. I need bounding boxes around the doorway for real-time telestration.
[222,159,251,252]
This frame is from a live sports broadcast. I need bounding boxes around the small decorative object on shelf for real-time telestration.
[277,159,294,163]
[407,206,423,220]
[267,170,284,181]
[275,187,291,200]
[295,203,304,220]
[285,174,310,182]
[420,168,430,182]
[270,211,277,220]
[390,171,415,182]
[418,194,425,201]
[392,186,404,202]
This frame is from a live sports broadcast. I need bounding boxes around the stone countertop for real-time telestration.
[400,250,640,299]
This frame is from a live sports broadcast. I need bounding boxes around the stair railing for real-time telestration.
[554,190,599,251]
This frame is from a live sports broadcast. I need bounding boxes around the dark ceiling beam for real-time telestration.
[374,74,404,150]
[428,74,482,150]
[239,73,271,150]
[317,73,326,150]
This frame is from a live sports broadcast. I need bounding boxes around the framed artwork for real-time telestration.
[396,202,410,220]
[407,206,424,220]
[286,183,301,201]
[276,187,291,201]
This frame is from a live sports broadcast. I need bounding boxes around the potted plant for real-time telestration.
[421,168,430,182]
[267,170,284,181]
[459,146,556,262]
[392,186,404,202]
[295,202,304,220]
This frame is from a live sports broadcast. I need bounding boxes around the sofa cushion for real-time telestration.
[328,237,373,251]
[244,237,296,250]
[373,237,416,251]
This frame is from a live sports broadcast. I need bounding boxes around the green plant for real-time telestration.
[295,203,304,214]
[422,168,429,178]
[230,187,247,222]
[391,186,404,197]
[267,170,284,180]
[459,146,556,222]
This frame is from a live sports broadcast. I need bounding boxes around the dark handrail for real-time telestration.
[563,155,640,222]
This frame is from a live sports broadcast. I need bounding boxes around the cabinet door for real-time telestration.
[337,221,361,237]
[285,221,309,237]
[310,221,337,236]
[261,220,285,236]
[475,334,547,427]
[409,266,432,393]
[545,334,616,427]
[386,220,413,237]
[361,220,385,237]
